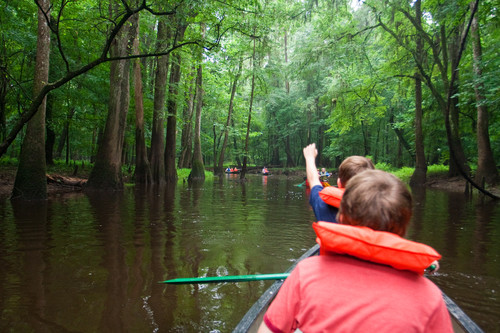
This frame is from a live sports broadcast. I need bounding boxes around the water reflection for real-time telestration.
[11,200,50,332]
[87,192,128,332]
[410,190,500,331]
[0,176,498,332]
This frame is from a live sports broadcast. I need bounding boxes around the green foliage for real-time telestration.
[0,156,18,166]
[384,165,449,183]
[391,167,415,183]
[1,0,498,183]
[47,160,92,177]
[427,164,449,176]
[374,162,396,172]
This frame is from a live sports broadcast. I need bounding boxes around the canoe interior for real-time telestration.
[233,244,484,333]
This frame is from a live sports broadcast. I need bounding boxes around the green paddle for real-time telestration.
[160,263,438,284]
[159,273,290,284]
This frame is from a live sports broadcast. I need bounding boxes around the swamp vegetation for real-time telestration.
[0,0,498,199]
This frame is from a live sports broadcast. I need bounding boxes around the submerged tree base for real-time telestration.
[85,164,124,191]
[188,160,205,181]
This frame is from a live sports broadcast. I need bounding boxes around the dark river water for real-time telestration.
[0,174,498,332]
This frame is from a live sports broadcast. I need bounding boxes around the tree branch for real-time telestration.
[398,7,447,82]
[376,15,447,111]
[0,2,225,158]
[443,0,497,199]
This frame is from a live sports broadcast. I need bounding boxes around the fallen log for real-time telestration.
[47,174,87,187]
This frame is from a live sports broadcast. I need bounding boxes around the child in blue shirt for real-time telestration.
[303,143,374,222]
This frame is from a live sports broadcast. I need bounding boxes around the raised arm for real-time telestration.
[303,143,322,188]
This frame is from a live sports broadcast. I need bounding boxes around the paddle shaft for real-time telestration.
[160,273,290,284]
[160,264,437,284]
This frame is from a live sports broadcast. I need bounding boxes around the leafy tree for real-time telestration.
[12,0,51,200]
[469,1,498,185]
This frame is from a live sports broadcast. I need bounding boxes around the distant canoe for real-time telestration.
[233,244,484,333]
[225,170,240,174]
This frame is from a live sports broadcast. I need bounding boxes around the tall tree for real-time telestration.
[165,22,188,183]
[216,60,242,175]
[377,1,471,177]
[189,59,205,181]
[241,35,257,180]
[12,0,51,200]
[149,18,170,185]
[447,27,469,177]
[178,69,196,169]
[410,0,427,186]
[86,2,131,190]
[189,24,206,181]
[131,11,152,185]
[470,1,498,185]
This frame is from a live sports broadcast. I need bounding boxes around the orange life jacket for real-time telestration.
[312,222,441,275]
[319,186,344,207]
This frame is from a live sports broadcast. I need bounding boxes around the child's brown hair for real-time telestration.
[338,156,375,187]
[339,170,412,236]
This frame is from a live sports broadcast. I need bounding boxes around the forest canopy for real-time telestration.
[0,0,498,198]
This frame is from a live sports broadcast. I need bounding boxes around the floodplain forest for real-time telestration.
[1,0,498,199]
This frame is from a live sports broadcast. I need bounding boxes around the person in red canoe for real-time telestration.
[262,167,269,174]
[303,143,374,223]
[259,170,453,333]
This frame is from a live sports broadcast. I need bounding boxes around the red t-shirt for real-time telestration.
[263,255,453,333]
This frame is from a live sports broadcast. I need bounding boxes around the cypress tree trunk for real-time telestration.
[447,28,470,177]
[471,2,498,184]
[189,25,206,181]
[131,12,152,185]
[12,0,50,200]
[150,19,170,185]
[189,63,205,181]
[165,23,187,183]
[86,5,130,190]
[410,0,427,186]
[178,70,196,169]
[241,36,257,180]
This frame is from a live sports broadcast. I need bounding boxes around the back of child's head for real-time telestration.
[339,170,412,237]
[338,156,375,186]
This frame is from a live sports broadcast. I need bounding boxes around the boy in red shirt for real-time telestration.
[259,170,452,333]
